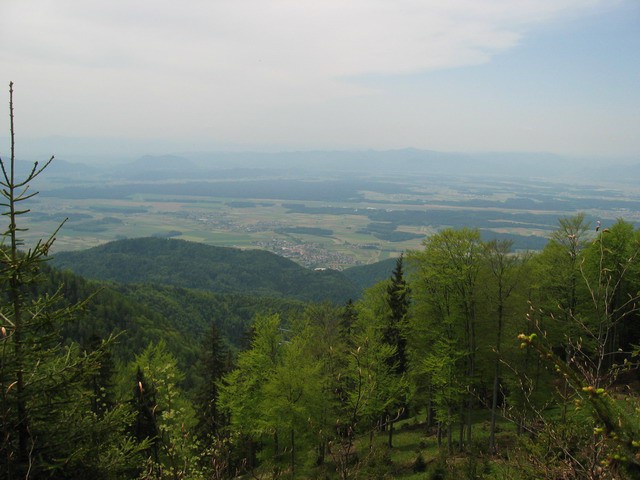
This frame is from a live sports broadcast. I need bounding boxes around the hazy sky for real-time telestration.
[1,1,638,158]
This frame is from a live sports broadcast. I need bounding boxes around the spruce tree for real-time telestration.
[194,323,230,439]
[0,82,140,478]
[384,253,410,375]
[381,254,410,447]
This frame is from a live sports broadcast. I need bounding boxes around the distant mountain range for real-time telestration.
[17,148,638,184]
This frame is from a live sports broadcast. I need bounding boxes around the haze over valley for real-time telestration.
[16,149,639,268]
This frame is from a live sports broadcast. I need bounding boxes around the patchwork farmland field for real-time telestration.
[22,167,640,269]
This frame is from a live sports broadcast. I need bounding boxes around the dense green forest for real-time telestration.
[51,238,361,304]
[44,266,306,382]
[2,86,640,479]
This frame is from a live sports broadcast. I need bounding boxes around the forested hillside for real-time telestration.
[25,264,299,388]
[7,214,640,479]
[342,257,398,290]
[212,219,640,479]
[51,237,361,303]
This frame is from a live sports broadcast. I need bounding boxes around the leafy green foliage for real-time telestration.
[408,228,484,449]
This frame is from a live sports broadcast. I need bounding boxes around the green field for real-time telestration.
[24,195,424,267]
[21,173,640,268]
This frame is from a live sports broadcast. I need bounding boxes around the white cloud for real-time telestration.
[0,0,629,154]
[3,1,607,71]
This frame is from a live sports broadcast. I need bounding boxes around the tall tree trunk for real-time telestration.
[290,428,295,478]
[459,402,465,451]
[7,82,30,468]
[489,300,504,453]
[316,441,325,466]
[447,406,453,454]
[489,368,500,452]
[467,308,476,446]
[426,390,434,428]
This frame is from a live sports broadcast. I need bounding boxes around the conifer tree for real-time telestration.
[340,298,357,340]
[384,253,410,375]
[133,366,160,464]
[128,341,198,479]
[381,254,410,447]
[194,323,230,439]
[0,82,140,478]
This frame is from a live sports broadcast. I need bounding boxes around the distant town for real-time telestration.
[253,238,356,269]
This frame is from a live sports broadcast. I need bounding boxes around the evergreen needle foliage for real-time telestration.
[0,83,142,478]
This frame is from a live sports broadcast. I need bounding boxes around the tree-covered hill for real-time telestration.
[343,257,398,290]
[51,237,361,303]
[40,265,305,374]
